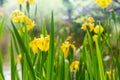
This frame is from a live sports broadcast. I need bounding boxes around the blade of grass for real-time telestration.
[42,21,47,36]
[87,30,99,80]
[0,15,5,38]
[8,28,19,55]
[10,41,15,80]
[64,59,69,80]
[59,53,65,80]
[0,74,3,80]
[11,21,36,79]
[95,41,105,80]
[0,51,4,80]
[47,11,55,80]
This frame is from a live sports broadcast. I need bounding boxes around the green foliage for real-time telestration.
[0,16,5,38]
[0,1,120,80]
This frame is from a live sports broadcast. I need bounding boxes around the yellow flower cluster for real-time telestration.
[93,25,104,42]
[10,10,35,32]
[81,17,95,32]
[61,41,76,58]
[81,16,104,42]
[96,0,112,9]
[70,61,79,72]
[16,0,36,4]
[94,25,104,34]
[30,34,50,53]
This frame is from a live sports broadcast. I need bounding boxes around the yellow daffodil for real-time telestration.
[87,17,95,23]
[16,0,25,4]
[22,21,36,32]
[10,10,24,19]
[61,41,76,58]
[10,10,36,32]
[12,16,25,23]
[30,35,50,53]
[94,25,104,34]
[61,41,70,58]
[16,0,36,4]
[70,61,79,72]
[93,34,102,42]
[96,0,112,9]
[93,35,98,42]
[88,23,94,32]
[81,17,95,32]
[30,38,38,54]
[28,0,36,4]
[37,34,50,52]
[70,44,76,52]
[17,54,22,62]
[81,23,88,30]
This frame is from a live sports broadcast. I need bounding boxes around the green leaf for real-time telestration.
[0,15,5,38]
[10,41,15,80]
[11,21,36,80]
[64,60,69,80]
[47,11,55,80]
[0,74,4,80]
[95,41,105,80]
[8,28,19,55]
[59,53,65,80]
[42,21,47,36]
[0,51,4,80]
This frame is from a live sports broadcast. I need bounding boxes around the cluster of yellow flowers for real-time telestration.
[92,25,104,42]
[61,41,76,58]
[10,10,35,32]
[30,34,50,54]
[96,0,112,9]
[81,17,95,32]
[70,61,79,72]
[16,0,36,4]
[81,17,104,42]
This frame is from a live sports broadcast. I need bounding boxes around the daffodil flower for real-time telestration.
[96,0,112,9]
[70,61,79,72]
